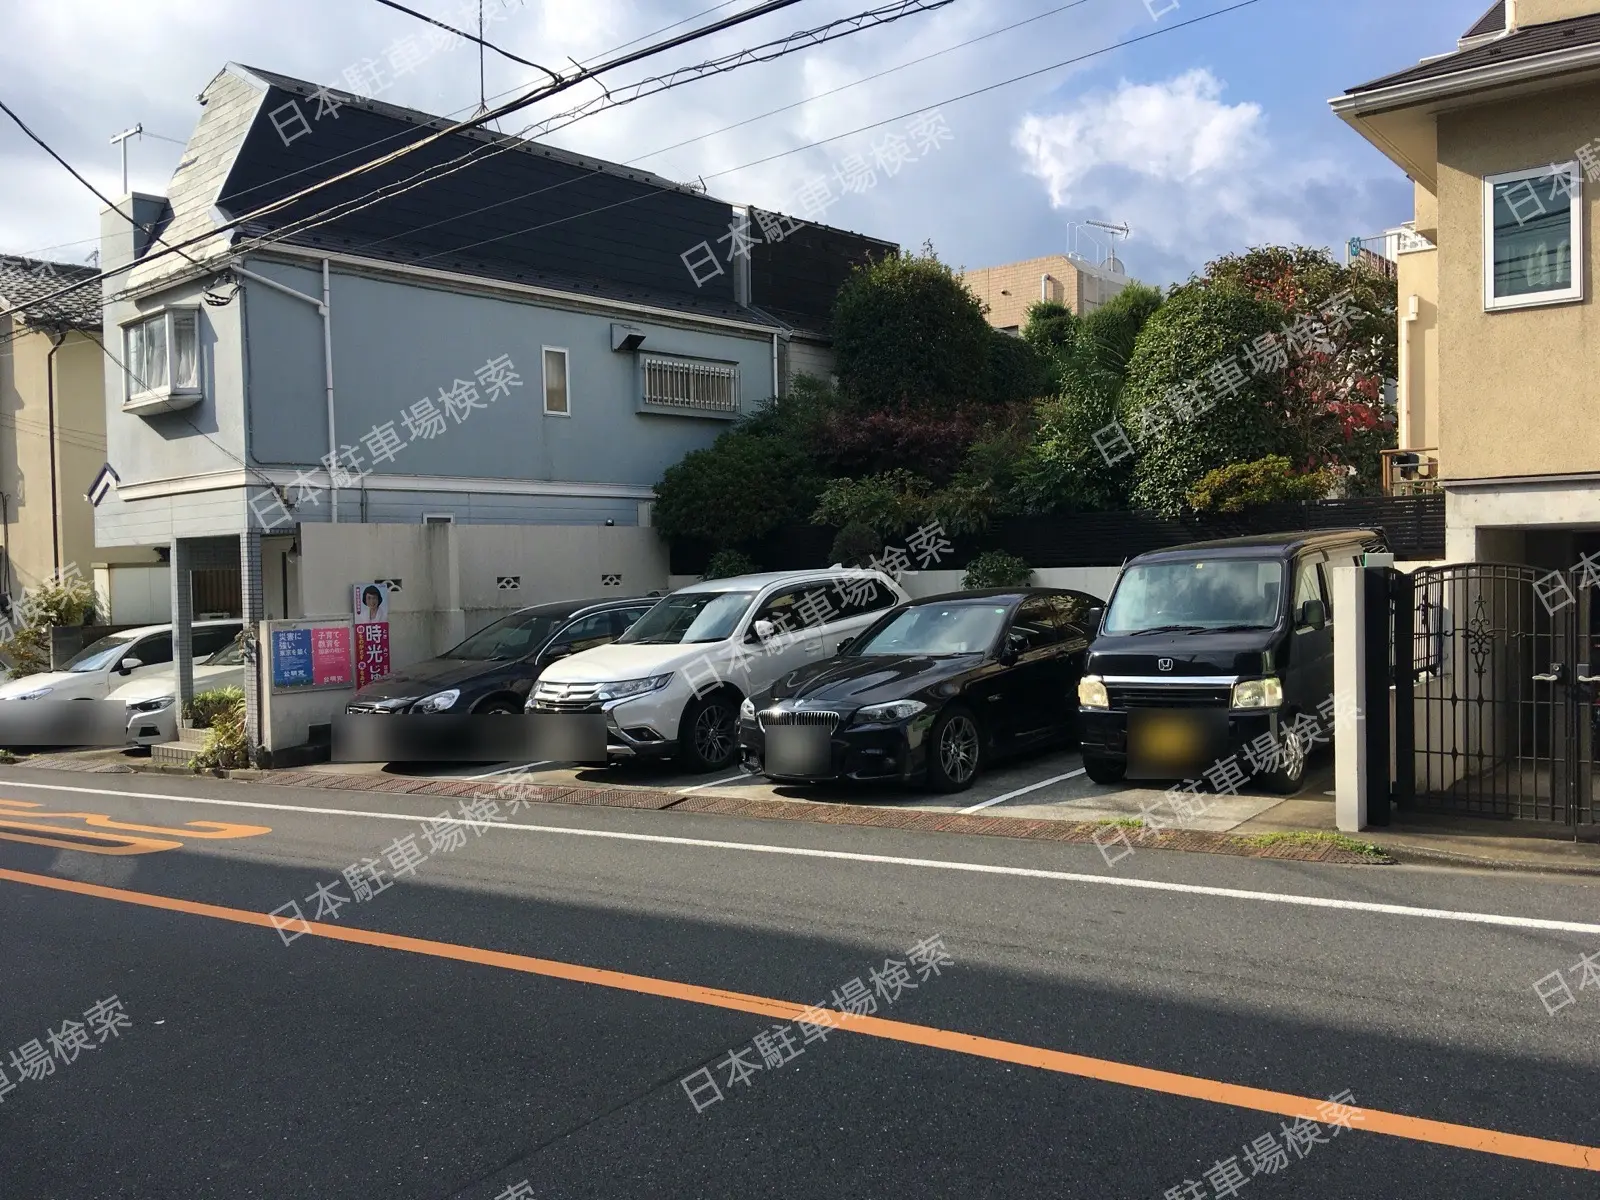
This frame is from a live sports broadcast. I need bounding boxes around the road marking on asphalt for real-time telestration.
[6,778,1600,937]
[959,769,1086,814]
[1,862,1596,1173]
[676,773,750,794]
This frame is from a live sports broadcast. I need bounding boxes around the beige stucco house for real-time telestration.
[0,256,160,618]
[1333,0,1600,565]
[960,253,1135,333]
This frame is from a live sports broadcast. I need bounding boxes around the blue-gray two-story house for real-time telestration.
[92,63,894,751]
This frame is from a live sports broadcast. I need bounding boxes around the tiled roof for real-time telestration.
[1464,1,1505,40]
[0,255,102,330]
[1347,11,1600,93]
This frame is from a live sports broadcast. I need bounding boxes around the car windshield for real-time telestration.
[852,602,1009,656]
[617,592,756,645]
[63,633,139,673]
[1103,558,1284,634]
[445,613,560,661]
[204,636,246,666]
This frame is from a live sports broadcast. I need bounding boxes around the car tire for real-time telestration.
[1259,717,1309,795]
[1082,755,1125,785]
[678,691,739,774]
[475,699,520,715]
[925,705,982,793]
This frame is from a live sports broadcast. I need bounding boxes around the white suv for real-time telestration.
[528,569,908,772]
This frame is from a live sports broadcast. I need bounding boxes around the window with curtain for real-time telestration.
[122,309,202,403]
[543,347,569,415]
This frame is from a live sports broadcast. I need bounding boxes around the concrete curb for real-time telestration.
[239,768,1394,865]
[1381,843,1600,877]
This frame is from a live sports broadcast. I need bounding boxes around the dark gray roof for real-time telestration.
[1464,1,1505,39]
[1347,10,1600,93]
[0,255,101,330]
[186,64,893,333]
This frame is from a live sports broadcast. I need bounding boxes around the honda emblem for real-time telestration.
[1157,658,1174,672]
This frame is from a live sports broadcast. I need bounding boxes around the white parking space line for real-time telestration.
[466,761,553,780]
[2,777,1595,937]
[676,773,754,794]
[959,769,1087,814]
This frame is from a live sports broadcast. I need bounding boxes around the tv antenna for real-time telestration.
[1083,219,1130,273]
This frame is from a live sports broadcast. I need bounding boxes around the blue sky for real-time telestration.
[0,0,1486,287]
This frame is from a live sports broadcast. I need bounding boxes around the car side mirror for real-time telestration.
[118,657,143,674]
[1298,599,1326,631]
[836,635,855,654]
[1086,606,1104,633]
[752,619,776,642]
[1000,631,1028,663]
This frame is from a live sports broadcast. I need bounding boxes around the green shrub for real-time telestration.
[189,697,248,772]
[830,244,993,410]
[702,549,760,581]
[0,575,96,679]
[652,432,820,549]
[185,686,245,729]
[812,470,934,537]
[1186,455,1336,514]
[829,522,881,568]
[986,329,1055,405]
[962,551,1033,590]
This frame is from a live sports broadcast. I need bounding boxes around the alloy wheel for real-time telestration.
[694,703,735,765]
[938,714,980,785]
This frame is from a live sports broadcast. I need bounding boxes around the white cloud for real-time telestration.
[1013,68,1355,276]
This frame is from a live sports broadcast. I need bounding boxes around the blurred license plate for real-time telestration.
[1127,709,1228,780]
[764,727,832,777]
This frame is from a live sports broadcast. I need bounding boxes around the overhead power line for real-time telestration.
[365,0,559,81]
[524,0,957,141]
[0,0,811,324]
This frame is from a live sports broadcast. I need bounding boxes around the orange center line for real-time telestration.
[3,863,1596,1172]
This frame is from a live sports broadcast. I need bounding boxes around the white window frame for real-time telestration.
[1483,163,1583,311]
[638,353,741,418]
[421,512,455,525]
[541,345,571,417]
[121,306,204,410]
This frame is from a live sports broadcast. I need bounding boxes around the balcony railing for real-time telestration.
[1381,448,1441,496]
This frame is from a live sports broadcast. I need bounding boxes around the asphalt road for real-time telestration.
[3,766,1599,1199]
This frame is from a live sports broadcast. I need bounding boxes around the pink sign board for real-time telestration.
[310,624,352,688]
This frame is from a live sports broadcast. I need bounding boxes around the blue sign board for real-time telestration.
[271,627,313,689]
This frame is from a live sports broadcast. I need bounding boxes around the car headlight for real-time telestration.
[739,697,755,721]
[1231,677,1284,709]
[12,686,53,700]
[595,674,674,702]
[413,688,461,714]
[127,695,173,713]
[855,699,927,723]
[1077,676,1109,709]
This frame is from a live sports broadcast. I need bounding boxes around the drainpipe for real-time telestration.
[771,331,780,400]
[229,261,337,522]
[1040,273,1053,302]
[46,330,65,577]
[1399,294,1418,449]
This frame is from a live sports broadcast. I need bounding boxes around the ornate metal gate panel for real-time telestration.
[1396,564,1579,824]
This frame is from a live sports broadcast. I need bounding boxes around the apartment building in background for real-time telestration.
[960,252,1135,333]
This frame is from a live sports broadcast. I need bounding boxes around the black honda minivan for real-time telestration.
[1076,528,1388,794]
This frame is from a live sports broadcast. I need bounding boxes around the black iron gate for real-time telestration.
[1390,562,1599,828]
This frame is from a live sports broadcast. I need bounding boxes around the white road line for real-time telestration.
[676,773,752,794]
[3,777,1598,937]
[959,769,1087,814]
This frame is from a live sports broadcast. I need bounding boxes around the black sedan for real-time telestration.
[346,595,658,716]
[738,588,1102,792]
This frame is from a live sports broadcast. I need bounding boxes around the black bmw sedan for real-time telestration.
[345,595,658,716]
[738,588,1102,792]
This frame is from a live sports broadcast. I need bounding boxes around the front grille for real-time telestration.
[346,702,410,715]
[532,681,605,714]
[1107,685,1231,711]
[759,708,842,730]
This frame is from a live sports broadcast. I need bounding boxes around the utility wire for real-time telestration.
[0,0,811,324]
[366,0,558,81]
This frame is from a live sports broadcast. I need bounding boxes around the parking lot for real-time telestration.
[311,743,1336,832]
